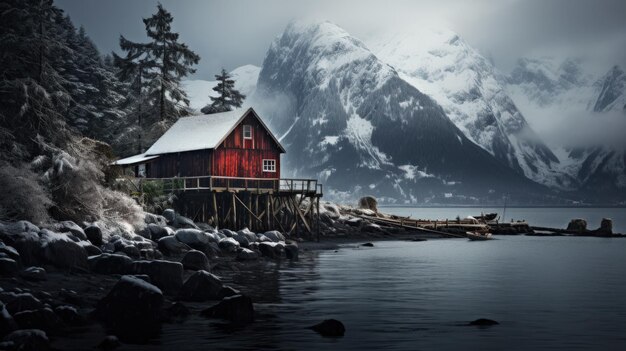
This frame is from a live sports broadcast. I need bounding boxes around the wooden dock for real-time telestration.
[117,175,323,237]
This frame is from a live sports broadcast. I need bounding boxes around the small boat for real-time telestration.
[474,213,498,222]
[467,232,494,241]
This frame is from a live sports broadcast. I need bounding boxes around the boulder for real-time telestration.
[57,221,87,241]
[178,270,223,302]
[95,275,163,343]
[144,213,168,227]
[597,218,613,236]
[19,267,46,282]
[218,286,240,299]
[11,233,41,267]
[88,254,133,275]
[358,196,378,213]
[174,229,209,247]
[236,248,259,261]
[6,294,44,315]
[131,260,184,293]
[567,219,587,234]
[120,245,140,259]
[158,236,191,256]
[0,302,17,338]
[231,234,250,248]
[13,308,62,334]
[285,243,299,261]
[163,302,190,323]
[237,229,258,243]
[309,319,345,337]
[180,250,210,271]
[40,230,88,271]
[201,295,254,324]
[361,242,374,247]
[218,237,240,253]
[0,258,18,277]
[162,209,176,225]
[174,215,198,229]
[220,229,237,238]
[2,329,49,351]
[263,231,285,242]
[53,305,83,326]
[81,243,102,256]
[468,318,499,326]
[97,335,121,350]
[258,242,283,259]
[146,224,169,241]
[0,243,20,262]
[0,221,40,242]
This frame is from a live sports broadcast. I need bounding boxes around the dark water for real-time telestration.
[113,208,626,350]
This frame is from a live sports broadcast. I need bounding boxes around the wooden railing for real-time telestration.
[116,175,322,195]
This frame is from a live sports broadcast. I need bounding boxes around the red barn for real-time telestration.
[114,107,285,182]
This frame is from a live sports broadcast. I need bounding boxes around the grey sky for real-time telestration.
[56,0,626,79]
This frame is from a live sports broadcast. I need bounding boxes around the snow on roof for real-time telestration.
[144,107,285,155]
[112,153,160,166]
[145,108,247,155]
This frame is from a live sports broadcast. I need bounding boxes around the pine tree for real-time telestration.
[201,69,246,114]
[114,3,200,153]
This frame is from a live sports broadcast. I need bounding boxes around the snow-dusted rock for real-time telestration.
[258,242,284,259]
[88,254,133,275]
[231,233,249,248]
[131,260,183,293]
[54,305,83,326]
[218,237,240,253]
[40,230,88,271]
[220,229,236,238]
[5,293,44,315]
[11,232,40,267]
[2,329,49,351]
[256,234,271,243]
[145,224,169,241]
[201,294,254,324]
[236,248,259,261]
[83,225,103,246]
[180,250,210,271]
[174,229,209,247]
[19,267,46,282]
[0,243,20,262]
[178,270,223,302]
[144,213,167,227]
[56,221,86,241]
[0,302,17,338]
[162,209,176,225]
[157,236,191,256]
[174,215,198,229]
[13,308,61,334]
[263,231,285,243]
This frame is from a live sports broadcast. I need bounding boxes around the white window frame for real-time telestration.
[243,125,252,140]
[262,159,276,173]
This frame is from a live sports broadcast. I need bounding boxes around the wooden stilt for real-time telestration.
[212,192,219,229]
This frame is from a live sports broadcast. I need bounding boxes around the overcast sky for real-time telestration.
[56,0,626,80]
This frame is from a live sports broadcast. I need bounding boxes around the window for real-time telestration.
[263,159,276,172]
[243,125,252,140]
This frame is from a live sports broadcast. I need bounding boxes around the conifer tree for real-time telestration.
[201,69,246,114]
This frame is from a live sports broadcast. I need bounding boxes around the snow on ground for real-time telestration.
[345,114,392,169]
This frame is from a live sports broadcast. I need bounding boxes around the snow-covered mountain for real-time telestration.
[255,20,545,203]
[507,58,626,200]
[183,65,260,112]
[367,29,569,189]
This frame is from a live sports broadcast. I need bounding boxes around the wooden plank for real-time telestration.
[290,196,311,233]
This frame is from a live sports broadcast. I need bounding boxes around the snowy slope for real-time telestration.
[183,65,260,112]
[256,20,545,203]
[367,29,568,189]
[507,58,626,200]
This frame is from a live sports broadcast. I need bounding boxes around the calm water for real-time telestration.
[119,208,626,350]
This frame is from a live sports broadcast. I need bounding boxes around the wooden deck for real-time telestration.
[118,175,323,197]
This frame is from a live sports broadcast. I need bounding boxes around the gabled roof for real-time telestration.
[112,153,160,166]
[144,107,285,155]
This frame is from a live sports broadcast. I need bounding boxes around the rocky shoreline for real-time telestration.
[0,199,427,350]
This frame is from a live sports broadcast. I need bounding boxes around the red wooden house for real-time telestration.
[114,107,286,185]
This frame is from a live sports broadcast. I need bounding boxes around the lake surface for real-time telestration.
[115,208,626,350]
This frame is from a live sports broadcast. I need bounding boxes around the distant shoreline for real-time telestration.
[378,204,626,209]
